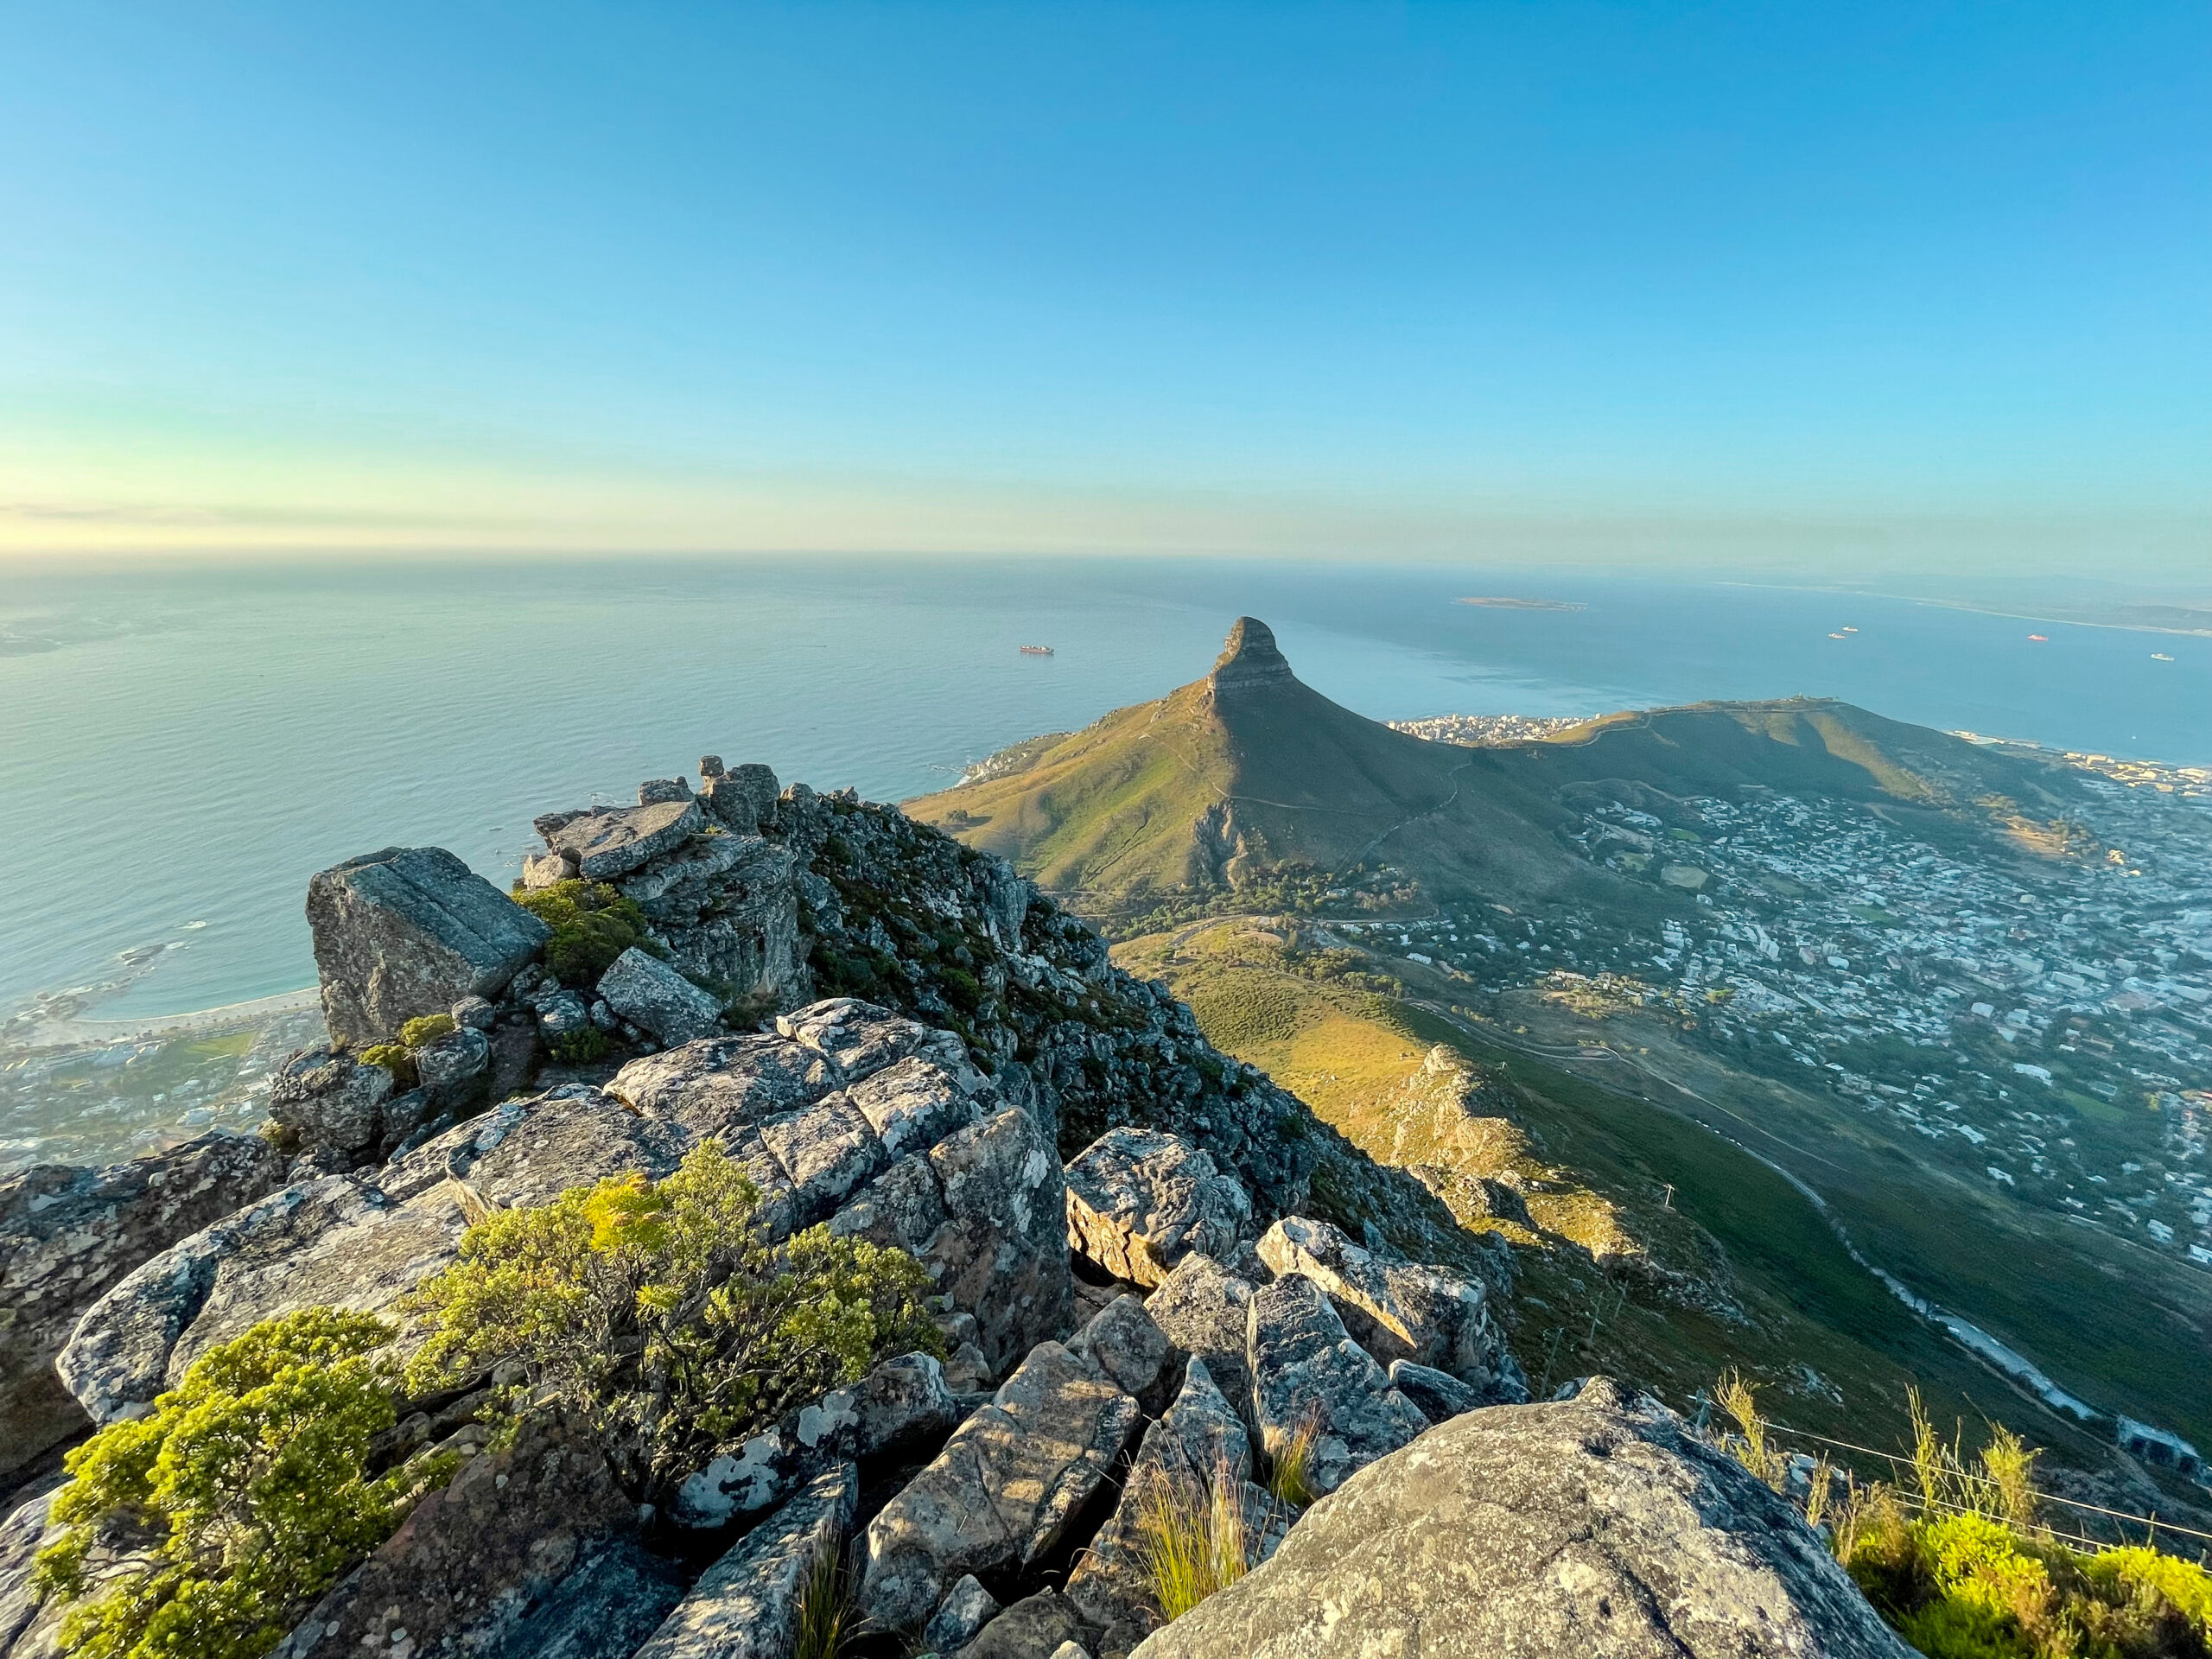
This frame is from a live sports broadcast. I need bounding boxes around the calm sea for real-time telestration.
[4,556,2206,1020]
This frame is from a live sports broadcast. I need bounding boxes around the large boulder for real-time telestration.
[273,1412,683,1659]
[1256,1216,1520,1401]
[634,1462,856,1659]
[924,1106,1073,1375]
[596,947,725,1045]
[307,846,550,1046]
[1066,1294,1172,1414]
[1244,1274,1427,1498]
[1128,1378,1916,1659]
[1142,1254,1257,1433]
[1065,1129,1250,1289]
[860,1342,1141,1633]
[268,1047,394,1157]
[0,1132,289,1479]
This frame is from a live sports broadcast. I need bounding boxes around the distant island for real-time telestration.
[1455,596,1587,612]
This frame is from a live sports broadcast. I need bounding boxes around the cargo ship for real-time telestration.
[1020,645,1054,656]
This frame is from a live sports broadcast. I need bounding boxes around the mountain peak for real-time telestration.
[1210,616,1295,694]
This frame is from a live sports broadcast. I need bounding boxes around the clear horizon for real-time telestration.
[3,3,2208,576]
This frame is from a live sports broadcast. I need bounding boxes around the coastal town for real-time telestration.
[1331,735,2212,1274]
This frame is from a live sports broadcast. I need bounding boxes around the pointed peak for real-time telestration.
[1210,617,1295,695]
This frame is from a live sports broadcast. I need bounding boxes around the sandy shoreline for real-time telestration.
[14,988,321,1050]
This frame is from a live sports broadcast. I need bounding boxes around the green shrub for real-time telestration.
[357,1044,416,1086]
[550,1026,613,1065]
[402,1141,941,1496]
[397,1013,456,1049]
[512,880,652,987]
[33,1308,449,1659]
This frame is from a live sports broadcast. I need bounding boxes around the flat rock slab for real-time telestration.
[543,799,704,881]
[1064,1128,1250,1289]
[861,1342,1141,1633]
[1245,1273,1427,1498]
[1128,1378,1915,1659]
[308,846,550,1046]
[597,946,725,1044]
[635,1462,857,1659]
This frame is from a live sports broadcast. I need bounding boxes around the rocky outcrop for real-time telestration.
[1244,1274,1428,1498]
[1063,1129,1250,1289]
[860,1341,1142,1633]
[538,801,705,881]
[1128,1378,1915,1659]
[1141,1254,1257,1434]
[634,1462,856,1659]
[307,846,550,1046]
[54,1005,1052,1427]
[273,1412,681,1659]
[597,948,727,1045]
[1255,1217,1522,1402]
[0,1131,288,1479]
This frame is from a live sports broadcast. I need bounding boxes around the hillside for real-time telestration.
[907,619,2083,916]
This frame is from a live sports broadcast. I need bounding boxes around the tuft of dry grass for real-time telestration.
[1135,1456,1252,1623]
[1265,1414,1323,1509]
[791,1544,857,1659]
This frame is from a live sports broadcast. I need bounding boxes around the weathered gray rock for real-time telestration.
[925,1576,1002,1656]
[758,1094,887,1226]
[827,1153,949,1256]
[0,1131,289,1478]
[925,1107,1073,1374]
[1049,1645,1095,1659]
[1065,1357,1269,1654]
[1066,1293,1172,1413]
[1065,1128,1251,1289]
[1128,1378,1915,1659]
[1388,1357,1483,1422]
[608,1035,837,1132]
[956,1591,1084,1659]
[639,778,693,805]
[702,763,780,833]
[1256,1216,1518,1400]
[538,988,593,1042]
[1245,1274,1427,1498]
[847,1056,988,1160]
[635,1462,856,1659]
[0,1493,58,1659]
[1142,1253,1256,1433]
[597,947,724,1044]
[861,1342,1141,1633]
[542,800,704,881]
[522,851,579,889]
[779,998,963,1079]
[307,846,551,1046]
[452,994,498,1031]
[269,1046,394,1156]
[415,1026,493,1115]
[274,1412,682,1659]
[612,830,806,1014]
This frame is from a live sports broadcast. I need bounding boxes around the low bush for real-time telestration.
[549,1025,613,1065]
[402,1141,941,1496]
[512,880,652,987]
[34,1308,452,1659]
[397,1013,457,1048]
[357,1043,415,1084]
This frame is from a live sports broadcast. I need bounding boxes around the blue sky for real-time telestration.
[3,2,2207,570]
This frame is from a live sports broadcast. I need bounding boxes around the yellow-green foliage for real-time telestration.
[404,1142,941,1495]
[1135,1459,1252,1622]
[33,1309,443,1659]
[1263,1414,1321,1510]
[357,1044,414,1084]
[511,880,651,987]
[397,1013,456,1048]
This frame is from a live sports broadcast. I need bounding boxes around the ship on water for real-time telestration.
[1020,644,1054,656]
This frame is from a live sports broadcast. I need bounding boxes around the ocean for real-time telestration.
[4,556,2207,1021]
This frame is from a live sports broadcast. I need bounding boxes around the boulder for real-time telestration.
[596,949,725,1046]
[1065,1293,1172,1413]
[274,1412,682,1659]
[925,1107,1073,1374]
[307,846,551,1046]
[522,851,579,889]
[1064,1128,1250,1289]
[1141,1254,1256,1433]
[542,799,705,881]
[955,1591,1084,1659]
[268,1046,393,1156]
[611,832,807,1014]
[1386,1357,1484,1423]
[702,763,780,833]
[1244,1274,1427,1498]
[0,1493,57,1659]
[757,1094,888,1226]
[924,1576,1001,1656]
[0,1131,287,1479]
[609,1035,837,1131]
[639,778,693,805]
[860,1342,1141,1633]
[634,1463,857,1659]
[1256,1216,1519,1400]
[1127,1378,1916,1659]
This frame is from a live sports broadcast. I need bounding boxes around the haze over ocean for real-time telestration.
[5,557,2204,1020]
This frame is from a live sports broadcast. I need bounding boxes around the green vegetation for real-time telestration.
[791,1548,859,1659]
[549,1025,613,1065]
[397,1012,456,1048]
[404,1141,940,1495]
[1716,1377,2212,1659]
[1135,1455,1254,1622]
[1263,1414,1321,1510]
[34,1309,451,1659]
[512,879,652,986]
[357,1042,413,1082]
